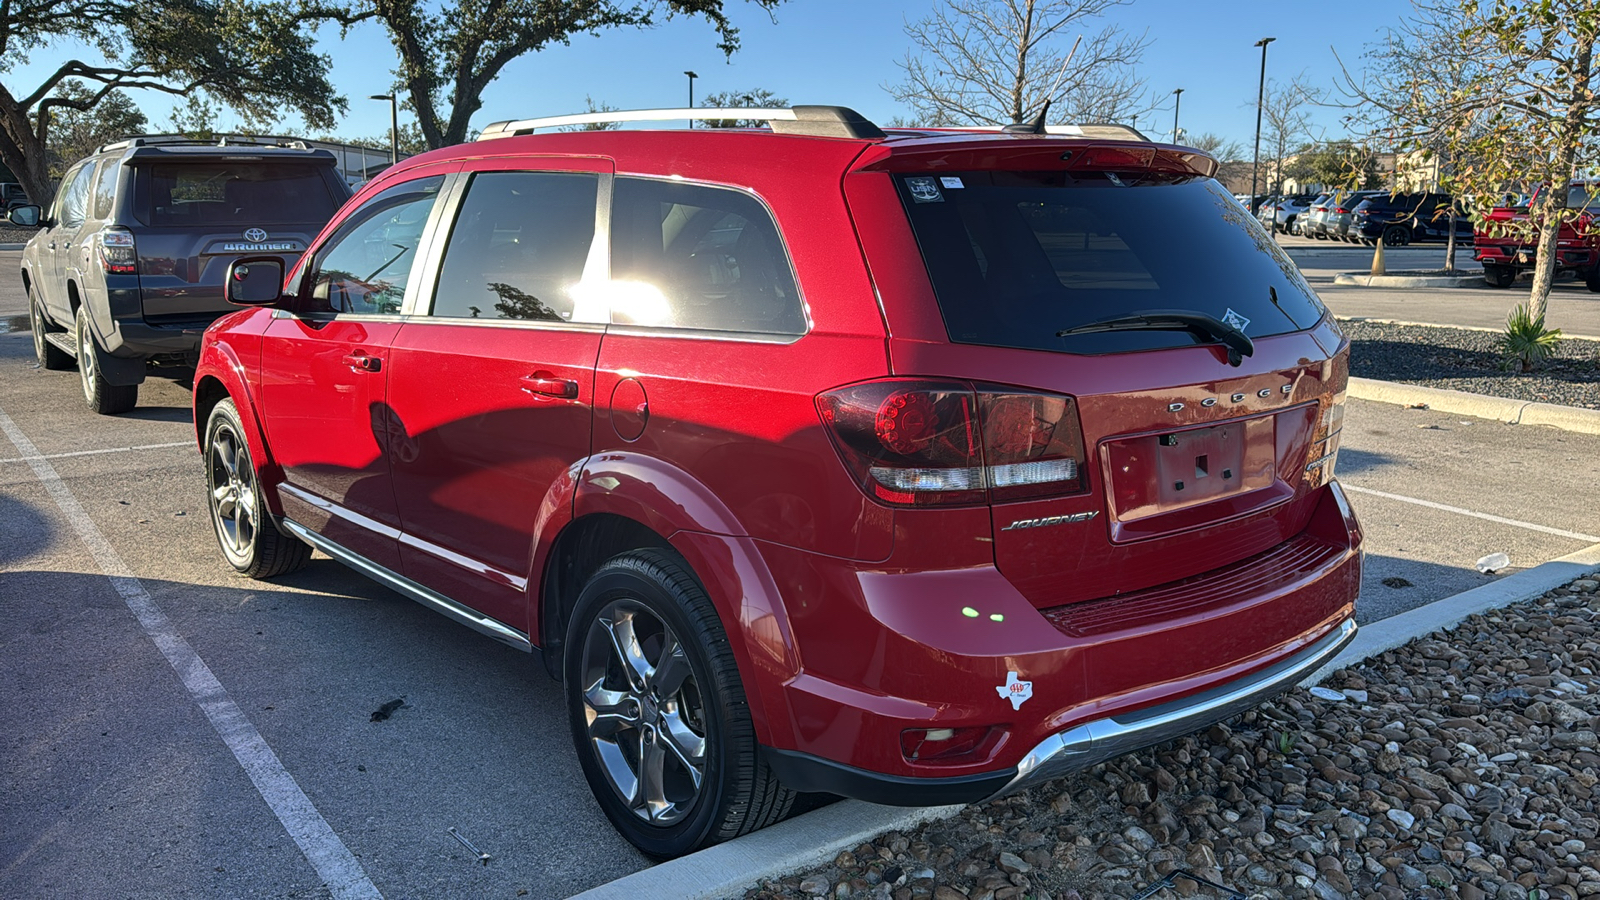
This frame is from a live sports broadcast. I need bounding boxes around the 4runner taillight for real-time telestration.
[817,379,1088,507]
[1305,392,1345,488]
[98,228,137,275]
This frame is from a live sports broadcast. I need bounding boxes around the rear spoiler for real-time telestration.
[122,147,339,165]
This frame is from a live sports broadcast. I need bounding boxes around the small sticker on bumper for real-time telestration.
[997,672,1033,710]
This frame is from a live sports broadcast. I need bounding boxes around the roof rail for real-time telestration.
[95,133,313,154]
[886,122,1152,142]
[477,105,887,141]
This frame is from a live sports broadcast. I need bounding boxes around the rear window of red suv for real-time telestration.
[139,162,341,227]
[896,171,1327,354]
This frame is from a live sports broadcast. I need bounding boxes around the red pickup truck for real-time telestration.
[1474,183,1600,290]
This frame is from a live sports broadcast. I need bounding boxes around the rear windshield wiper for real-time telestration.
[1056,310,1255,366]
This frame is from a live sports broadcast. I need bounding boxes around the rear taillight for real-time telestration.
[817,379,1087,507]
[1333,206,1350,215]
[98,228,136,275]
[1305,392,1345,488]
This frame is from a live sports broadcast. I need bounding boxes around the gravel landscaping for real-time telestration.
[0,224,37,244]
[740,576,1600,900]
[1343,320,1600,410]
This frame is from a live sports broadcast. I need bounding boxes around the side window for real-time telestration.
[430,171,599,321]
[611,177,805,335]
[304,175,444,316]
[92,160,120,220]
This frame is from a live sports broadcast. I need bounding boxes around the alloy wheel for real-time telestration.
[30,298,46,361]
[78,318,96,404]
[207,424,259,562]
[578,598,708,825]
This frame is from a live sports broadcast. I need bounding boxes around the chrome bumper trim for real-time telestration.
[987,617,1357,800]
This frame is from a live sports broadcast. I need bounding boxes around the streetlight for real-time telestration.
[684,71,698,128]
[1171,88,1184,144]
[369,94,397,167]
[1250,37,1277,216]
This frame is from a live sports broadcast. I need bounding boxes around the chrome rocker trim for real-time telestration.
[987,617,1357,801]
[279,517,533,652]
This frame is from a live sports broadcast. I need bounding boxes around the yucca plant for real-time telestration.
[1499,303,1563,372]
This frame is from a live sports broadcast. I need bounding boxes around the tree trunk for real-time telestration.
[1444,209,1458,274]
[0,84,57,208]
[1527,212,1561,323]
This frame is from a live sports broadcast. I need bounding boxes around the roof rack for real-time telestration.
[96,133,313,154]
[476,105,887,141]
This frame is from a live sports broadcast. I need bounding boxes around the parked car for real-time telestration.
[0,181,29,210]
[1258,195,1311,233]
[1301,193,1337,238]
[1350,192,1474,246]
[196,106,1362,858]
[11,136,352,413]
[1322,190,1386,242]
[1474,182,1600,289]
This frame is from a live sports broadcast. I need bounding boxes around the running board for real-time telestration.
[44,332,77,357]
[279,517,534,652]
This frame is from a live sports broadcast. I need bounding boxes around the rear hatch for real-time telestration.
[127,153,348,322]
[845,138,1347,610]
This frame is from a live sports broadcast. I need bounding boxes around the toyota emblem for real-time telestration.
[244,228,269,243]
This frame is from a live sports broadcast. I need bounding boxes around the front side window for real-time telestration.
[430,171,600,322]
[898,171,1327,354]
[304,175,444,316]
[610,177,805,335]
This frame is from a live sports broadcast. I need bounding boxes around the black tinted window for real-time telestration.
[431,171,599,322]
[306,175,443,315]
[142,163,339,227]
[611,177,805,335]
[898,172,1326,354]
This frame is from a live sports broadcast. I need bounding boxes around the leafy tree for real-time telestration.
[558,96,624,132]
[700,88,787,128]
[166,94,221,140]
[888,0,1152,126]
[312,0,783,150]
[1282,140,1379,192]
[40,80,147,178]
[0,0,344,206]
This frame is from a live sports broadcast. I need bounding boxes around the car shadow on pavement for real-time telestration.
[1331,448,1397,476]
[117,406,193,425]
[0,493,55,567]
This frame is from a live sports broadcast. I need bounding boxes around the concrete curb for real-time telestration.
[1302,541,1600,686]
[1333,271,1484,288]
[1347,376,1600,435]
[569,543,1600,900]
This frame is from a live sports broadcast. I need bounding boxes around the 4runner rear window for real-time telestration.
[140,163,339,227]
[897,172,1326,354]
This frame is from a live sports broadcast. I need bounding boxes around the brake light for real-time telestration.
[817,379,1087,507]
[98,228,137,275]
[1305,392,1345,488]
[1333,206,1349,215]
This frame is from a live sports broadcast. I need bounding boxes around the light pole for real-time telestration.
[684,71,698,128]
[1171,88,1184,144]
[369,94,397,166]
[1250,37,1276,214]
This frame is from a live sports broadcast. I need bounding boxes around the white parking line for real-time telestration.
[0,440,192,464]
[1341,483,1600,543]
[0,405,383,900]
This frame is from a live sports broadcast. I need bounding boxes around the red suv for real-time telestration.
[195,106,1361,858]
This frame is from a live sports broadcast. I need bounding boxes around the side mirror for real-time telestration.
[225,257,286,306]
[8,205,40,228]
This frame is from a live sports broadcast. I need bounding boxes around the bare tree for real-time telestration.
[887,0,1151,127]
[1186,132,1252,192]
[1259,75,1322,197]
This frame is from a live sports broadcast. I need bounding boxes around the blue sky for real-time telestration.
[10,0,1411,150]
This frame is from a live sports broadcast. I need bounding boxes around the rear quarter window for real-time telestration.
[897,171,1327,354]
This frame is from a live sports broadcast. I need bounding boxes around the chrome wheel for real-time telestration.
[578,598,707,825]
[207,423,259,565]
[78,316,96,404]
[30,297,46,360]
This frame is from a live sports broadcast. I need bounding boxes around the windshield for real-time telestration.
[896,171,1327,355]
[140,162,341,227]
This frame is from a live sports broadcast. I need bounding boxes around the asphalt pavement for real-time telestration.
[5,236,1600,897]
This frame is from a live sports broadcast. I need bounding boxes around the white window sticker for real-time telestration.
[996,672,1033,710]
[906,177,944,203]
[939,177,965,189]
[1222,308,1252,332]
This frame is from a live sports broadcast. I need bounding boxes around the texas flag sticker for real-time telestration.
[996,672,1033,710]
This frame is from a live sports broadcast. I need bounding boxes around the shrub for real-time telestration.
[1498,303,1562,372]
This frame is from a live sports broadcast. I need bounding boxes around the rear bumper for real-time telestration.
[1475,244,1596,270]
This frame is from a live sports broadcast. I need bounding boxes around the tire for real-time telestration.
[1382,225,1411,247]
[204,399,311,578]
[30,288,72,370]
[565,549,795,859]
[1483,264,1515,289]
[76,306,138,415]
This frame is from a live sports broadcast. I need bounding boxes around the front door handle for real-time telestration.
[519,374,579,399]
[342,352,382,372]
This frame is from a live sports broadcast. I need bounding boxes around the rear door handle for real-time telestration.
[519,374,579,399]
[342,352,382,372]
